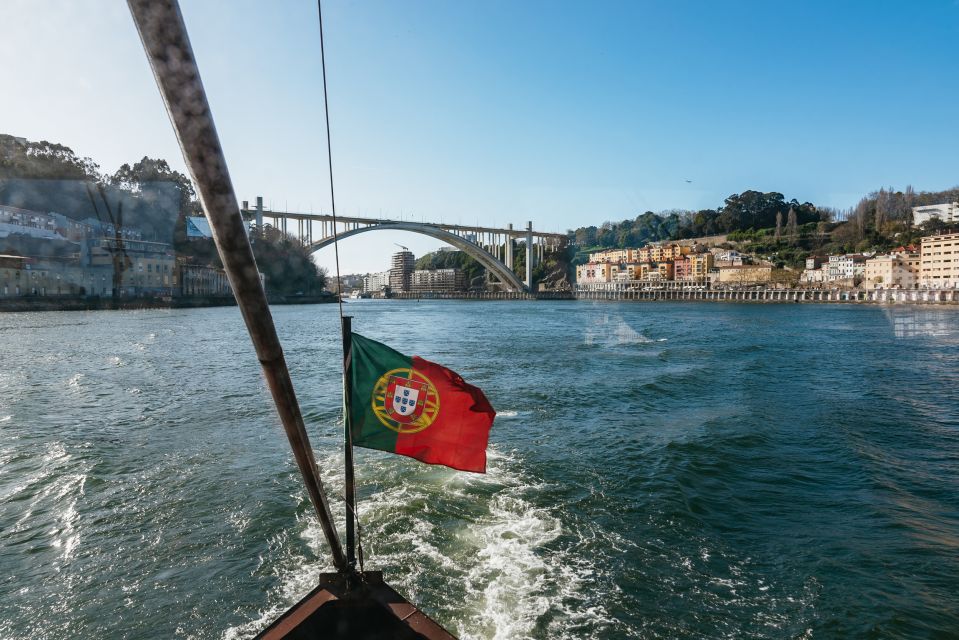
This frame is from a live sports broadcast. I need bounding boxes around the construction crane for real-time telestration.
[394,243,409,252]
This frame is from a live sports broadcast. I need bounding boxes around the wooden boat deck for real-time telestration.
[255,571,457,640]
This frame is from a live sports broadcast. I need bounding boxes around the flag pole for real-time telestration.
[341,315,357,570]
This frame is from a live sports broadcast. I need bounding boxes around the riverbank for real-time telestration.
[574,286,959,304]
[0,293,337,313]
[6,287,957,311]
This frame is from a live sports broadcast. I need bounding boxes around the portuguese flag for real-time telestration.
[349,332,495,473]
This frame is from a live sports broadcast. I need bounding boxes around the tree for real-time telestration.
[775,211,783,240]
[786,207,798,244]
[250,226,327,295]
[110,157,195,242]
[0,134,101,181]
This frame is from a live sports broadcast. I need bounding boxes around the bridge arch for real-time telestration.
[308,221,526,291]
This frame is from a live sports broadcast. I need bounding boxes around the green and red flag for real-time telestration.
[349,332,495,473]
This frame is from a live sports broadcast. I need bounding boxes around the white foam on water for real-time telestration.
[666,544,820,636]
[223,447,614,639]
[494,410,532,419]
[584,313,659,347]
[453,455,617,639]
[459,492,561,639]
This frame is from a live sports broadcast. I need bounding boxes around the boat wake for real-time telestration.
[223,448,617,639]
[584,312,663,347]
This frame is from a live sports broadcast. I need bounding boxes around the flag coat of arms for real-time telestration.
[349,333,495,473]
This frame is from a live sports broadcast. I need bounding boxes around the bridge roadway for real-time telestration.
[240,197,567,292]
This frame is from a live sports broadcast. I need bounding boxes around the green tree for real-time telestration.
[250,226,327,295]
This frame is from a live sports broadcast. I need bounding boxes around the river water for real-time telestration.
[1,301,958,639]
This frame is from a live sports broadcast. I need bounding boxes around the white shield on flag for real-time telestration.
[391,381,420,416]
[383,373,432,425]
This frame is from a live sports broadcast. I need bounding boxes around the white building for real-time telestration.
[800,268,826,284]
[826,254,867,282]
[714,249,744,266]
[363,271,389,293]
[912,203,959,227]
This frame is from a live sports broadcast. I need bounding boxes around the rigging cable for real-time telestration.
[316,0,366,575]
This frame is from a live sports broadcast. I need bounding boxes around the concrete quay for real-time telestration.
[574,285,959,304]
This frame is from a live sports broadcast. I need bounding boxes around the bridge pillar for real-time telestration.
[526,221,533,290]
[506,224,514,272]
[255,196,263,231]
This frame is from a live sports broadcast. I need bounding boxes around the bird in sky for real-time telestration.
[685,179,693,183]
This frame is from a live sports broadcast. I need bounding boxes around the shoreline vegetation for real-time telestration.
[568,188,959,272]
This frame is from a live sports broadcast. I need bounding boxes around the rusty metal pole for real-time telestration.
[127,0,346,571]
[341,316,356,569]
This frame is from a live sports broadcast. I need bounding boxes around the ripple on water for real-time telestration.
[2,303,959,639]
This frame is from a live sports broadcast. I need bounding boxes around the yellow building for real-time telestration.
[920,233,959,288]
[689,253,714,281]
[611,262,644,280]
[656,262,674,281]
[864,253,919,289]
[637,262,666,280]
[659,244,689,261]
[576,262,613,284]
[717,265,773,285]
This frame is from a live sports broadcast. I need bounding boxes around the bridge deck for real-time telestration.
[240,209,567,239]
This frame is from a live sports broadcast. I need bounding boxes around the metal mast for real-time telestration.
[126,0,346,571]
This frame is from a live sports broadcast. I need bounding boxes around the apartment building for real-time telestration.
[920,233,959,288]
[588,248,635,263]
[576,262,613,283]
[363,271,389,293]
[410,268,466,293]
[389,250,415,292]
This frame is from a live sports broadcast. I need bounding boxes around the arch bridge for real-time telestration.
[240,197,567,292]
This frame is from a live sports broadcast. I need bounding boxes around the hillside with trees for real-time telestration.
[570,186,959,270]
[416,242,571,290]
[0,133,326,295]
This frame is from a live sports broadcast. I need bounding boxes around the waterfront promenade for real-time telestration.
[391,286,959,304]
[574,285,959,304]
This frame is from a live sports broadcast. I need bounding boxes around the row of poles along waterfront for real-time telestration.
[375,288,959,303]
[574,286,959,303]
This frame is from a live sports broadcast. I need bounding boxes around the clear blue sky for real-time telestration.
[2,0,957,274]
